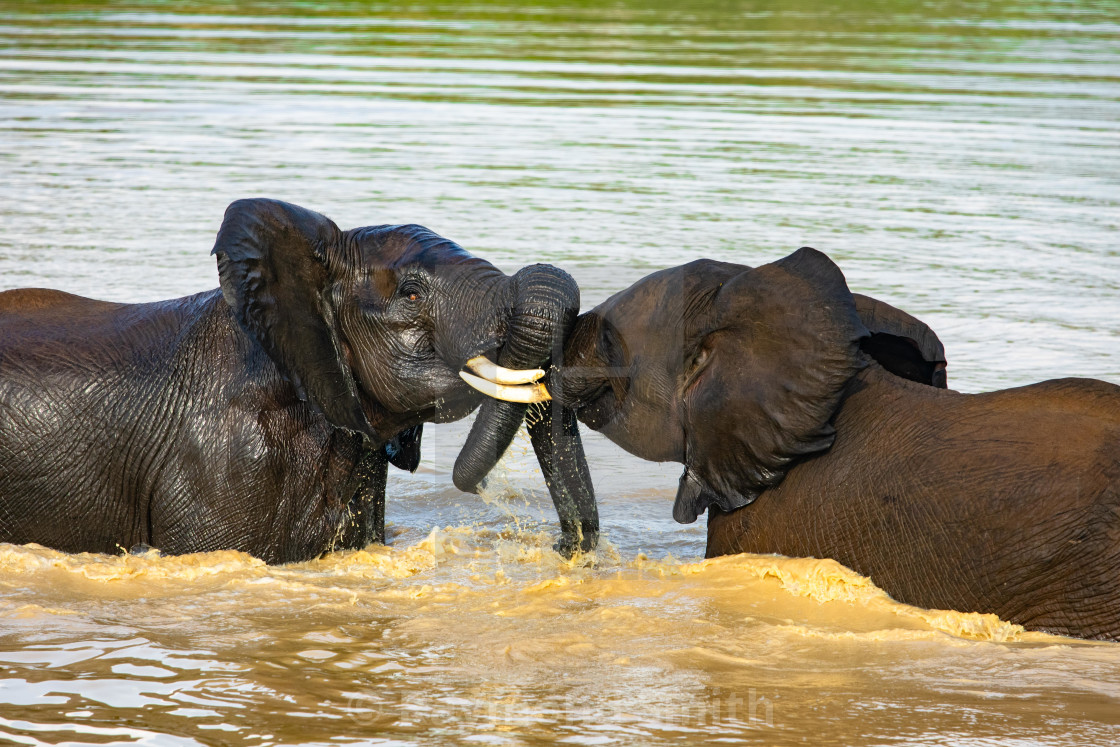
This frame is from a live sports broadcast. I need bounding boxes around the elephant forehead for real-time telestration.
[347,224,472,268]
[598,260,745,336]
[596,284,682,359]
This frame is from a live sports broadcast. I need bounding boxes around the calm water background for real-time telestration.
[1,1,1119,744]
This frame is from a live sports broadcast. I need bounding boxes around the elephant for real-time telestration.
[0,198,597,563]
[466,248,1120,640]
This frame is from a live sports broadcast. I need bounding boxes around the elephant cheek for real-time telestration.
[598,408,685,464]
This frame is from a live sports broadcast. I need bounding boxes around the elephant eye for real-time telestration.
[397,278,425,304]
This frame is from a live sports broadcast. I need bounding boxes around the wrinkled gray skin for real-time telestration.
[0,198,596,563]
[550,249,1120,641]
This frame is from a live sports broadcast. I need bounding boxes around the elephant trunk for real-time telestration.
[453,264,578,493]
[453,264,599,555]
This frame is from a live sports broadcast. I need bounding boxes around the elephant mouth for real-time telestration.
[458,355,552,403]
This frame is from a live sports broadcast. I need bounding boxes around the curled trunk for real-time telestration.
[453,264,598,554]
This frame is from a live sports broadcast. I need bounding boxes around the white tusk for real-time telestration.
[459,371,552,403]
[464,355,545,385]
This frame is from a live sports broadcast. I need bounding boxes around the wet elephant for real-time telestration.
[469,249,1120,640]
[0,198,597,563]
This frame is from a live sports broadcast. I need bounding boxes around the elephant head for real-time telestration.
[465,248,945,527]
[212,198,596,550]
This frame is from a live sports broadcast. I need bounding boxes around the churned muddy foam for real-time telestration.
[0,533,1060,644]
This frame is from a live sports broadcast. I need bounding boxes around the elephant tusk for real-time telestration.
[459,371,552,403]
[464,356,545,385]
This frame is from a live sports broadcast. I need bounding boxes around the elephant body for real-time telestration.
[0,288,373,561]
[707,365,1120,640]
[497,247,1120,640]
[0,199,598,563]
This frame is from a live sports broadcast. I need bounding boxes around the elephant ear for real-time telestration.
[676,247,869,522]
[852,294,948,388]
[212,198,375,440]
